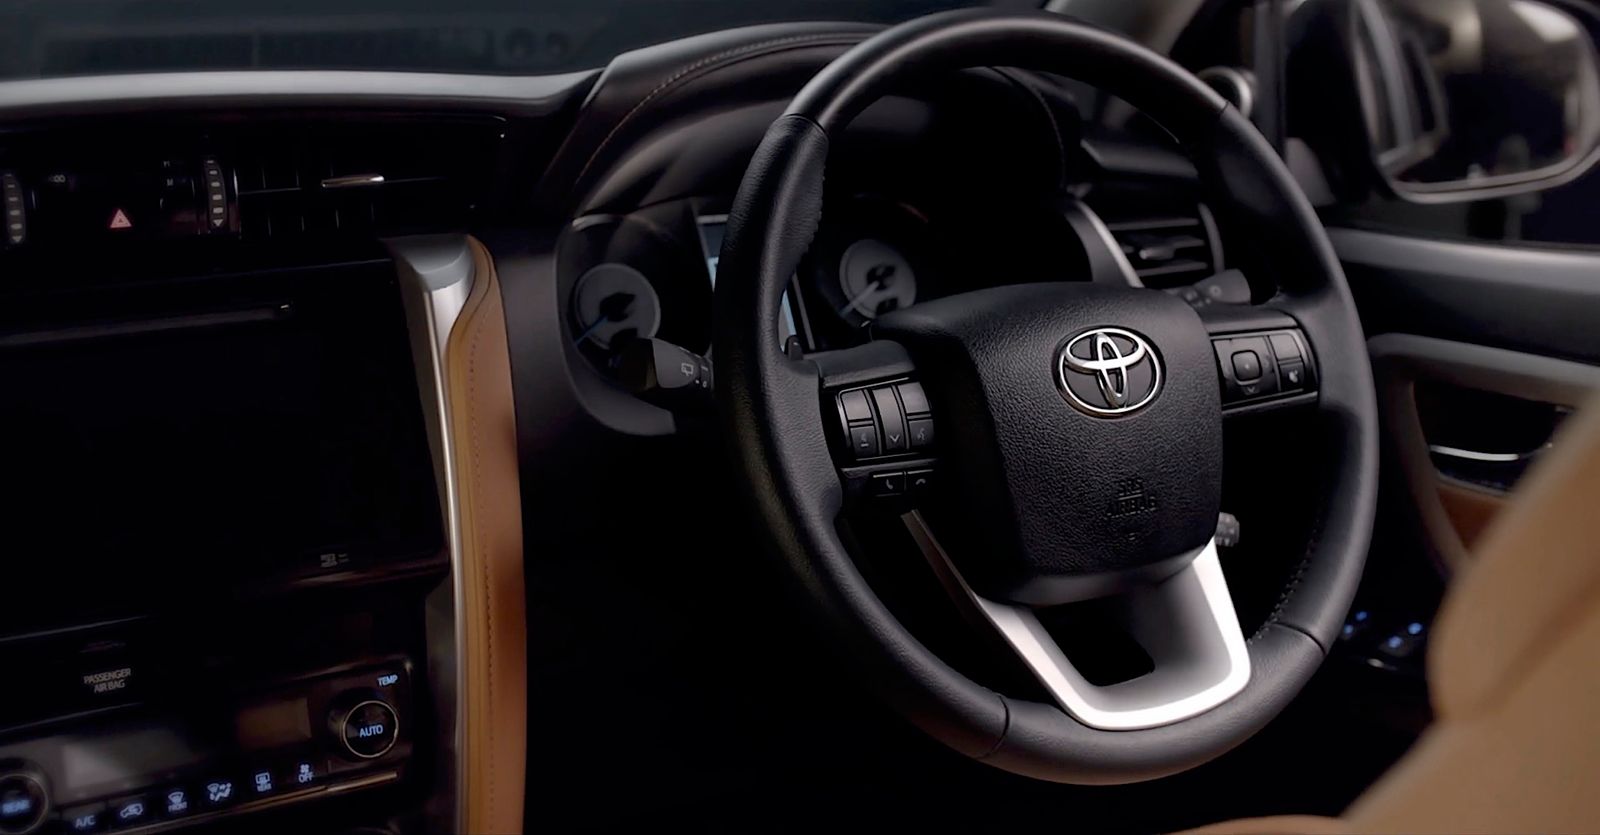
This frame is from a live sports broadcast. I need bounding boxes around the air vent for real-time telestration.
[232,122,499,242]
[1099,205,1222,289]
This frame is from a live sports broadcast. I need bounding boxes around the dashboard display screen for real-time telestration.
[697,217,798,345]
[0,262,443,629]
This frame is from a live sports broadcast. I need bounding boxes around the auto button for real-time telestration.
[333,696,399,760]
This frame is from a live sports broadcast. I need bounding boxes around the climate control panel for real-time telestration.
[0,661,414,834]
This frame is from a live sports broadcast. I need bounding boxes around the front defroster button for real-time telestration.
[161,787,193,818]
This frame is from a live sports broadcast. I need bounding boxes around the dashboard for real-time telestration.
[550,81,1242,409]
[0,9,1271,835]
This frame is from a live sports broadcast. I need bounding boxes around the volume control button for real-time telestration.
[871,386,908,453]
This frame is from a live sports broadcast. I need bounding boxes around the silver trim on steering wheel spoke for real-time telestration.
[903,512,1251,731]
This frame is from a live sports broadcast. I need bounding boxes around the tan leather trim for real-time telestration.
[1429,395,1600,717]
[1188,397,1600,835]
[1349,602,1600,834]
[446,237,527,835]
[1181,815,1347,834]
[1434,479,1503,551]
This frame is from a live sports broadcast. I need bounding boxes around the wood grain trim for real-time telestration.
[446,237,527,835]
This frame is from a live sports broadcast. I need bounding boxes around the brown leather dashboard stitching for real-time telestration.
[448,237,527,834]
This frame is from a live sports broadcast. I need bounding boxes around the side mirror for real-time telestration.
[1290,0,1600,203]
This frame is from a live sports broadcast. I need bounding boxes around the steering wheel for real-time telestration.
[714,9,1378,783]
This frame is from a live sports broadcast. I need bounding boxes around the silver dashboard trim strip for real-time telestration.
[1060,199,1145,288]
[1427,444,1526,464]
[0,69,597,118]
[387,235,476,835]
[321,174,387,189]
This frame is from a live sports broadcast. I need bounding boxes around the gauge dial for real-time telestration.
[837,239,917,320]
[571,262,662,349]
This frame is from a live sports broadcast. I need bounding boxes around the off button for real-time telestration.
[339,700,399,759]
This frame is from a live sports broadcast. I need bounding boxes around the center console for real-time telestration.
[0,121,472,835]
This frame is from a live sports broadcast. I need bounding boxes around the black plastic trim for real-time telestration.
[1333,227,1600,364]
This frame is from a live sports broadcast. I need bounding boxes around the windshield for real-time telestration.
[0,0,1019,82]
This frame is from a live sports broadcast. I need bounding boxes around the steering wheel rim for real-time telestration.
[714,9,1378,784]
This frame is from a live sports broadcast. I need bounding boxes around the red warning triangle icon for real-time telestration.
[108,208,132,230]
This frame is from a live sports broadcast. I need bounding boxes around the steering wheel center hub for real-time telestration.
[876,282,1223,606]
[1055,326,1163,416]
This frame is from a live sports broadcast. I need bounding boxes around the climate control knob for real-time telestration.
[0,762,48,835]
[329,693,399,760]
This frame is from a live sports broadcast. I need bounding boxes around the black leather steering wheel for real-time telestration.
[714,9,1378,783]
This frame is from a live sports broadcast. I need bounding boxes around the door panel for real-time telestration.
[1341,226,1600,571]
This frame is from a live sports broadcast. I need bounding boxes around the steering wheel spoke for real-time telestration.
[811,340,940,509]
[905,513,1250,731]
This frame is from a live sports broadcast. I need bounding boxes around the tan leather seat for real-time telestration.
[1191,396,1600,835]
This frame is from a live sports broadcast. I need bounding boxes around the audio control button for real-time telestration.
[338,700,398,759]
